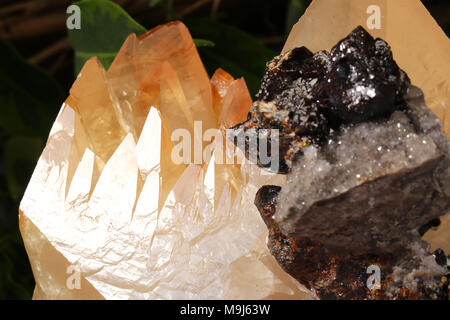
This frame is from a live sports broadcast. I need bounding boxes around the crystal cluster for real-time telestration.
[232,26,411,173]
[242,25,450,299]
[19,0,450,300]
[19,22,312,300]
[283,0,450,137]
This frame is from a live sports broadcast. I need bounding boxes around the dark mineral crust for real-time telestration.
[231,26,450,299]
[230,26,411,173]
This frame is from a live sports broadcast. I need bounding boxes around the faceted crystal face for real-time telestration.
[20,21,312,300]
[211,68,253,129]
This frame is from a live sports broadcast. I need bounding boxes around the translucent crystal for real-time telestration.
[20,0,449,299]
[20,22,311,300]
[210,68,252,129]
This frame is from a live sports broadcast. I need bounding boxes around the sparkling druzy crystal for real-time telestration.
[20,22,312,300]
[240,23,450,298]
[257,86,450,299]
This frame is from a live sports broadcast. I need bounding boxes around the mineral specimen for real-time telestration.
[19,0,450,301]
[283,0,450,137]
[232,26,411,172]
[239,25,450,299]
[19,21,312,300]
[284,0,450,259]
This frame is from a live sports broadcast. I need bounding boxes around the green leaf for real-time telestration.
[0,33,63,301]
[0,38,65,137]
[68,0,225,76]
[162,0,177,21]
[148,0,161,8]
[285,0,311,34]
[0,94,27,136]
[193,38,215,47]
[4,137,43,200]
[68,0,147,74]
[184,18,275,97]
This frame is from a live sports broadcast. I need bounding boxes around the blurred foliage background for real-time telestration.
[0,0,448,300]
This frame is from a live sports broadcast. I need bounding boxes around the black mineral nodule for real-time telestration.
[323,26,410,123]
[231,26,411,173]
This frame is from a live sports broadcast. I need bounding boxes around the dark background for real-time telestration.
[0,0,448,300]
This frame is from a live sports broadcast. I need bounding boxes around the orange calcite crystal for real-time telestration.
[211,68,252,129]
[211,68,235,116]
[20,21,312,300]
